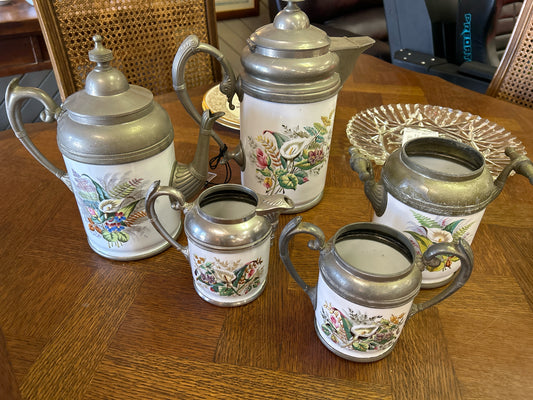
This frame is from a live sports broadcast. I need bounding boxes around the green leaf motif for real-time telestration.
[293,170,308,184]
[118,200,140,219]
[294,160,313,170]
[405,231,433,253]
[312,122,327,135]
[452,222,475,240]
[444,219,464,233]
[117,231,129,243]
[82,174,109,202]
[278,173,298,190]
[269,131,290,149]
[304,126,319,136]
[411,211,442,229]
[108,181,137,199]
[256,168,272,177]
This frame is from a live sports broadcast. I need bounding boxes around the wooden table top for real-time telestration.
[1,54,532,399]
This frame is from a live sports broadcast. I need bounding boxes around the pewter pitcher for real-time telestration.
[173,0,374,212]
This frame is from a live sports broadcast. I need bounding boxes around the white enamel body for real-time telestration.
[64,144,180,260]
[374,194,484,287]
[315,274,413,362]
[187,236,271,307]
[240,94,337,212]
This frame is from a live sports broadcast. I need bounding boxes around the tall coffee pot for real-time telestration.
[5,36,230,260]
[173,0,374,212]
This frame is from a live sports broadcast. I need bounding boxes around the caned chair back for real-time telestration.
[34,0,220,101]
[486,0,533,109]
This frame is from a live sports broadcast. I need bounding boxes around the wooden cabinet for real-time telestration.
[0,0,51,76]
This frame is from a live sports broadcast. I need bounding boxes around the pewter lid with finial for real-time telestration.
[239,0,340,103]
[58,35,174,164]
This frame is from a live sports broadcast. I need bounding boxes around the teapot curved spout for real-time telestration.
[170,109,225,200]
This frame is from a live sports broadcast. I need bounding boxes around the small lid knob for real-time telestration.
[273,1,309,31]
[88,35,113,64]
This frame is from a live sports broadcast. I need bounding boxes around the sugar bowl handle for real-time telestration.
[409,238,474,317]
[279,216,326,307]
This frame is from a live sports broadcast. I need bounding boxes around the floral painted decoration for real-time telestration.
[72,170,149,247]
[249,111,334,194]
[320,302,405,353]
[193,255,264,297]
[405,211,474,271]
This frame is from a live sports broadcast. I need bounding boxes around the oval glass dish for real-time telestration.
[346,104,526,177]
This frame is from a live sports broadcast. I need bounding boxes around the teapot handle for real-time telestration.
[279,216,327,308]
[5,78,71,190]
[145,180,189,259]
[408,238,474,318]
[172,35,238,145]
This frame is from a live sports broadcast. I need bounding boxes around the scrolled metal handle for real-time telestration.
[5,78,71,189]
[409,238,474,317]
[278,216,327,307]
[145,180,189,259]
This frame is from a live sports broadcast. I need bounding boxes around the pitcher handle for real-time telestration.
[409,238,474,318]
[145,181,189,259]
[5,78,71,190]
[279,216,327,308]
[172,35,238,139]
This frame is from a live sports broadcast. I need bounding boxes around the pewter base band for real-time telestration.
[282,191,324,214]
[193,280,267,307]
[314,323,396,363]
[87,223,182,261]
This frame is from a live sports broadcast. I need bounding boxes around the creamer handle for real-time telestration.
[5,78,71,190]
[145,181,189,259]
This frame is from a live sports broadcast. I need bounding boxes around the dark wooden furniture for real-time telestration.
[0,0,50,76]
[33,0,220,101]
[1,54,533,399]
[487,0,533,109]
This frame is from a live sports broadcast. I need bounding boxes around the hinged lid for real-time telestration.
[240,0,340,103]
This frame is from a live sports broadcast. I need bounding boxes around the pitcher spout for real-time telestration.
[330,36,375,86]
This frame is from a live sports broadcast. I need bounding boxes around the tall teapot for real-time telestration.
[5,35,229,260]
[349,137,533,287]
[173,0,374,212]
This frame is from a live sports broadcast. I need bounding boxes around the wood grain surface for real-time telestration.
[1,54,532,399]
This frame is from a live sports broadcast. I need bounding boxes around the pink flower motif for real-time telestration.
[256,148,269,169]
[245,267,256,279]
[308,149,324,165]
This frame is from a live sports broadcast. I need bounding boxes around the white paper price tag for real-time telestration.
[401,127,440,145]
